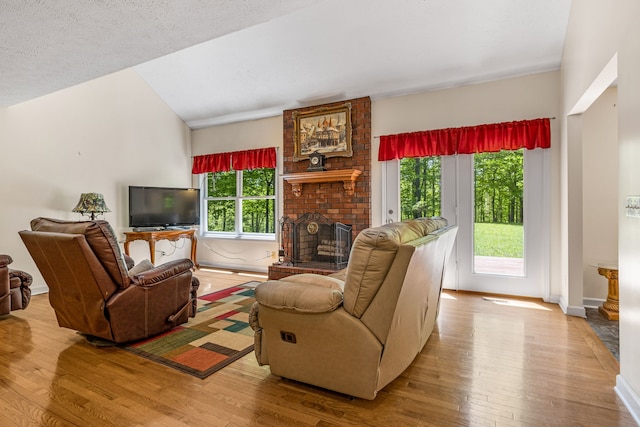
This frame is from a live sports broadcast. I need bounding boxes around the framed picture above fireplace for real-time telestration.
[293,102,352,161]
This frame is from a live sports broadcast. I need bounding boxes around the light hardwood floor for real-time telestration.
[0,269,634,426]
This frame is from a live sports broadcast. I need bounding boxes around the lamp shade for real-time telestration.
[72,193,111,220]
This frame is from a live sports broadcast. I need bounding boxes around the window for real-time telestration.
[400,156,441,220]
[473,149,524,275]
[202,167,276,238]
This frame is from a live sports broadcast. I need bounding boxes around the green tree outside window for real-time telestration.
[204,168,276,235]
[400,150,524,259]
[400,156,441,220]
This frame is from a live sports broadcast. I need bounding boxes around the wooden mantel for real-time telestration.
[282,169,362,197]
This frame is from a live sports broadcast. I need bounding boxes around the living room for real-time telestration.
[1,0,639,425]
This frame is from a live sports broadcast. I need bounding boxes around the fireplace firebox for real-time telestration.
[285,212,352,270]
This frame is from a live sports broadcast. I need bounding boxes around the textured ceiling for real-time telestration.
[0,0,317,106]
[2,0,572,129]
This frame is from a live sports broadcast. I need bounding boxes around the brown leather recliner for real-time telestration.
[19,217,199,343]
[0,254,32,316]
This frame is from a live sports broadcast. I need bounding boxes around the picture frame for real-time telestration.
[293,102,352,161]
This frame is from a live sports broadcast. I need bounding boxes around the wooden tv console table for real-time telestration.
[123,229,198,268]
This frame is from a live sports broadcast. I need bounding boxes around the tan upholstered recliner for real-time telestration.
[0,254,32,316]
[19,217,199,343]
[250,217,457,399]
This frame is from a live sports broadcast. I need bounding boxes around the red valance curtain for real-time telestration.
[378,118,550,161]
[192,147,276,174]
[232,147,277,171]
[192,152,232,174]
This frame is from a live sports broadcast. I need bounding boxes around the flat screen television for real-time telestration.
[128,186,200,229]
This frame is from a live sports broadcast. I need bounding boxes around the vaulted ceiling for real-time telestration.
[1,0,572,128]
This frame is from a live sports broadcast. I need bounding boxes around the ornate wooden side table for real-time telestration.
[123,229,198,268]
[597,264,619,320]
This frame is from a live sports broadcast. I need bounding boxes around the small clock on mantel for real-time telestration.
[307,151,326,171]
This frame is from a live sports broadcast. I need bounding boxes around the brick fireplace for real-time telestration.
[268,96,372,280]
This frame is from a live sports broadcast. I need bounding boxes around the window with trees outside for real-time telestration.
[400,156,441,220]
[400,149,524,275]
[473,149,524,273]
[203,168,276,238]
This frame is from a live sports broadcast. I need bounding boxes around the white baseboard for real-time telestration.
[558,295,586,318]
[583,297,605,309]
[197,261,268,275]
[616,375,640,425]
[545,293,561,304]
[31,284,48,296]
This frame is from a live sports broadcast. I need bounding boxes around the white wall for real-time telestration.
[191,116,283,272]
[582,87,618,304]
[0,69,193,293]
[562,0,640,420]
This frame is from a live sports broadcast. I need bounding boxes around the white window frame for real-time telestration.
[200,169,277,241]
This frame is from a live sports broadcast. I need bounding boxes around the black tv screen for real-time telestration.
[128,186,200,228]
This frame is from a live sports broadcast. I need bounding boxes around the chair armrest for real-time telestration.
[124,254,135,270]
[328,268,347,281]
[8,269,33,287]
[131,259,193,286]
[255,280,343,314]
[107,261,195,342]
[280,273,344,291]
[0,255,13,268]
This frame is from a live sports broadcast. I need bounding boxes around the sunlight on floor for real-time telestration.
[238,272,268,279]
[197,268,267,280]
[198,268,233,274]
[482,296,551,311]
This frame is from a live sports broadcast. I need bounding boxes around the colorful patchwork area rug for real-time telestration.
[122,281,259,379]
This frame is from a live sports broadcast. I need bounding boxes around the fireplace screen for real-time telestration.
[291,212,352,270]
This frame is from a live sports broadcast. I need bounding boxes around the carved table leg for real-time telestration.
[191,233,199,269]
[597,267,619,320]
[149,239,156,265]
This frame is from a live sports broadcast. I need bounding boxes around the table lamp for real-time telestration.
[72,193,111,220]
